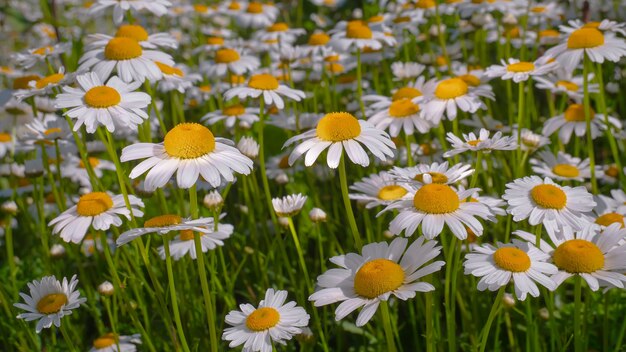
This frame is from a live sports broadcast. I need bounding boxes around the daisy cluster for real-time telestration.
[1,0,626,352]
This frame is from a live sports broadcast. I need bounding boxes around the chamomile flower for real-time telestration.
[515,223,626,291]
[235,2,280,29]
[389,161,474,185]
[309,237,444,326]
[463,240,557,300]
[391,61,426,80]
[14,275,86,333]
[305,32,332,56]
[157,223,234,260]
[49,192,144,244]
[418,77,492,123]
[155,62,201,93]
[601,189,626,215]
[12,43,71,69]
[116,214,219,245]
[272,194,307,217]
[485,56,558,83]
[201,104,260,130]
[534,72,598,102]
[367,96,432,137]
[15,68,79,101]
[78,36,174,83]
[542,103,622,144]
[85,24,178,50]
[502,176,595,235]
[121,123,253,191]
[517,129,550,151]
[349,171,412,209]
[60,156,116,189]
[382,179,495,240]
[545,25,626,73]
[90,0,172,25]
[20,114,71,147]
[598,164,624,185]
[223,288,309,352]
[89,333,142,352]
[531,151,592,182]
[201,48,260,77]
[330,21,396,52]
[55,72,151,133]
[443,128,517,157]
[224,74,305,110]
[283,112,396,169]
[255,22,306,44]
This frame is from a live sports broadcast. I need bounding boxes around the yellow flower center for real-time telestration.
[595,212,625,228]
[435,56,449,67]
[268,22,289,32]
[564,104,594,122]
[505,27,520,38]
[354,259,405,298]
[246,307,280,331]
[0,132,12,142]
[93,333,118,349]
[115,24,149,42]
[308,33,330,45]
[44,127,62,136]
[144,214,183,227]
[392,87,422,101]
[458,74,481,87]
[246,2,263,13]
[193,4,209,12]
[605,165,619,178]
[530,6,546,13]
[506,61,535,73]
[316,112,361,142]
[33,46,54,56]
[179,229,196,241]
[36,73,64,89]
[248,74,279,90]
[36,293,68,314]
[228,1,241,10]
[389,98,420,117]
[336,74,356,84]
[223,104,246,116]
[539,29,560,38]
[214,48,240,64]
[104,37,143,60]
[567,28,605,49]
[79,157,101,169]
[163,123,216,159]
[493,247,531,272]
[76,192,114,216]
[393,16,411,24]
[326,62,344,74]
[84,86,121,108]
[552,164,579,178]
[13,75,41,90]
[553,239,604,273]
[346,22,373,39]
[530,184,567,209]
[434,78,468,99]
[556,80,579,91]
[199,84,212,92]
[467,139,481,146]
[377,185,408,200]
[415,0,435,8]
[155,62,184,76]
[414,172,448,184]
[413,184,460,214]
[206,37,224,45]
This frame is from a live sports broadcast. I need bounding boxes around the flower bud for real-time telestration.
[502,293,516,308]
[278,216,290,228]
[1,201,18,215]
[203,190,223,211]
[309,208,327,223]
[98,281,115,296]
[237,136,259,159]
[275,173,289,185]
[538,307,550,320]
[50,244,66,258]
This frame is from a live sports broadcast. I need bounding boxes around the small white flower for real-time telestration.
[444,128,517,157]
[272,193,307,217]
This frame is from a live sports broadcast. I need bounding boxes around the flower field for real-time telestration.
[1,0,626,351]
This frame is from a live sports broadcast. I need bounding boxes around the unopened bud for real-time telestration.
[244,246,255,254]
[275,173,289,185]
[502,13,518,28]
[278,216,290,228]
[203,191,223,210]
[50,244,66,258]
[538,307,550,320]
[309,208,327,223]
[296,326,315,344]
[383,230,394,239]
[98,281,115,296]
[502,293,516,308]
[237,136,259,159]
[1,201,18,215]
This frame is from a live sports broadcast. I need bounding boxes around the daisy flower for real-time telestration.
[330,21,396,52]
[598,164,624,185]
[12,43,71,69]
[464,240,557,300]
[502,176,595,235]
[305,32,332,56]
[90,0,172,25]
[309,237,444,326]
[20,114,71,146]
[531,150,592,182]
[601,189,626,215]
[201,104,260,130]
[515,223,626,291]
[120,123,253,191]
[485,56,558,83]
[55,72,151,133]
[223,288,309,352]
[254,22,306,44]
[389,161,474,185]
[60,156,116,189]
[272,193,307,217]
[201,48,260,77]
[157,223,234,260]
[517,128,550,152]
[116,213,220,246]
[14,68,79,101]
[78,36,174,83]
[85,24,178,50]
[534,72,598,102]
[418,77,492,123]
[545,25,626,73]
[283,112,396,169]
[14,275,86,333]
[443,128,517,157]
[48,192,144,244]
[382,179,495,240]
[235,2,279,29]
[349,171,412,209]
[155,62,201,93]
[541,103,622,144]
[89,333,142,352]
[367,96,433,137]
[223,74,305,110]
[391,61,426,80]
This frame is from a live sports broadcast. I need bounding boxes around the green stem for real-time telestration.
[257,100,279,228]
[356,48,365,118]
[574,275,582,352]
[162,236,191,352]
[469,151,482,189]
[479,287,505,352]
[380,301,398,352]
[338,155,362,249]
[582,55,598,194]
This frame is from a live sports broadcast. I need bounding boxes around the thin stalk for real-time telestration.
[355,48,365,118]
[574,275,582,352]
[479,286,505,352]
[162,236,191,352]
[582,55,597,193]
[338,155,362,249]
[380,301,398,352]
